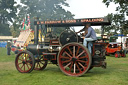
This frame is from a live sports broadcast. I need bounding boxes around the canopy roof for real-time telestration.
[35,17,111,27]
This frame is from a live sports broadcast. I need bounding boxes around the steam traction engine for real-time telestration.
[15,17,111,76]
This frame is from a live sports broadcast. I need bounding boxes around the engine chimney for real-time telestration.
[34,17,39,44]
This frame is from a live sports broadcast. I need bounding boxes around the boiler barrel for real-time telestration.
[26,44,48,55]
[26,44,39,55]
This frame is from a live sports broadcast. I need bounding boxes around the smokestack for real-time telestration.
[34,17,39,44]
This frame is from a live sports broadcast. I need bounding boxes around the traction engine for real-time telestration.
[15,17,110,76]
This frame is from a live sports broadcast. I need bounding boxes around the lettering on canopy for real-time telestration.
[36,18,104,25]
[80,18,104,22]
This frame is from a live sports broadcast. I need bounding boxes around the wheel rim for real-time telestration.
[34,55,47,70]
[58,43,91,76]
[15,52,34,73]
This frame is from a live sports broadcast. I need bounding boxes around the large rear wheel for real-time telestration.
[15,51,35,73]
[58,43,91,76]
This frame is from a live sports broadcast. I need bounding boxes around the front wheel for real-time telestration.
[15,50,35,73]
[58,43,92,77]
[115,52,121,58]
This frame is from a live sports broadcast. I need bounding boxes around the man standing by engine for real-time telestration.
[76,24,97,54]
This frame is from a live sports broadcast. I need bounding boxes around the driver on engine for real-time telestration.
[76,24,97,54]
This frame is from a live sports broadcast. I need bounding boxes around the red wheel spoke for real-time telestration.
[78,62,85,69]
[73,46,75,57]
[77,51,85,58]
[26,63,30,69]
[76,47,80,56]
[64,62,71,69]
[18,59,23,61]
[76,63,81,72]
[67,47,73,55]
[78,56,87,59]
[26,58,32,63]
[20,55,24,60]
[62,60,71,64]
[21,64,24,69]
[25,55,29,61]
[24,64,25,71]
[69,62,73,72]
[27,63,32,67]
[60,56,70,59]
[64,51,72,58]
[18,62,23,65]
[77,60,87,63]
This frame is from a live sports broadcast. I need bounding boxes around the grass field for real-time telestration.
[0,48,128,85]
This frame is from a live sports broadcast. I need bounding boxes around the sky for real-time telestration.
[16,0,117,18]
[62,0,118,31]
[16,0,125,32]
[64,0,117,18]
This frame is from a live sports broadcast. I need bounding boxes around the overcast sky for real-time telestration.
[16,0,126,31]
[62,0,119,31]
[64,0,117,18]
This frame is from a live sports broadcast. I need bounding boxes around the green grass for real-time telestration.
[0,48,128,85]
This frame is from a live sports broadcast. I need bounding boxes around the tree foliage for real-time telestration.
[18,0,74,34]
[103,0,128,15]
[0,24,11,36]
[0,0,18,36]
[10,21,20,37]
[102,0,128,35]
[94,28,101,34]
[0,0,74,37]
[19,0,74,19]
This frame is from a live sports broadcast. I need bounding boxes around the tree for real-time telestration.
[94,28,101,34]
[18,0,74,30]
[103,0,128,15]
[10,21,20,37]
[103,13,125,35]
[102,0,128,35]
[0,24,11,36]
[0,0,18,36]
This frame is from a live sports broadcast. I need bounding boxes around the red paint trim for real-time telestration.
[50,39,60,45]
